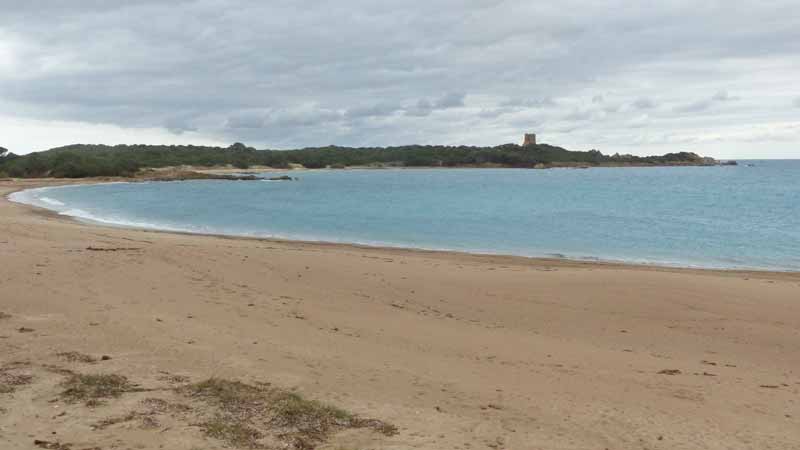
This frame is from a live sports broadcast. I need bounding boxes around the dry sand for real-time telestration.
[1,179,799,450]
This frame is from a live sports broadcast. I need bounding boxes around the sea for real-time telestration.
[9,160,800,271]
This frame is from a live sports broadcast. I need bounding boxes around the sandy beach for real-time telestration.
[1,179,799,450]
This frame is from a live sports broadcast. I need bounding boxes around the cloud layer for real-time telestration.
[1,1,799,157]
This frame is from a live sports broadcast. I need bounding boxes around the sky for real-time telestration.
[1,1,799,158]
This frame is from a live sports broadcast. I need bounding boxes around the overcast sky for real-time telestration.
[1,1,799,158]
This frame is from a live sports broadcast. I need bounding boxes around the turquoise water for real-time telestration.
[10,161,800,271]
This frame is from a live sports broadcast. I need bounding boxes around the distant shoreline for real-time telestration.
[0,141,734,179]
[0,159,739,185]
[182,160,738,175]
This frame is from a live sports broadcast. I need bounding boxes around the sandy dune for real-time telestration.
[1,179,799,449]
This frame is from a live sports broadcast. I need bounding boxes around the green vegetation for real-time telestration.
[60,373,135,405]
[184,378,396,449]
[0,141,718,178]
[200,416,264,448]
[0,147,14,178]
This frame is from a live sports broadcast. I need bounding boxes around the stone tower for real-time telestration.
[523,133,537,146]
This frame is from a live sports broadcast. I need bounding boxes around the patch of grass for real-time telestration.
[42,364,77,377]
[95,410,161,430]
[56,351,97,364]
[141,397,171,411]
[157,372,190,384]
[352,418,399,436]
[183,378,396,449]
[185,378,266,422]
[141,397,191,414]
[201,416,264,449]
[141,414,160,429]
[0,371,34,393]
[94,397,189,431]
[94,411,139,429]
[269,390,354,437]
[33,439,72,450]
[60,373,134,405]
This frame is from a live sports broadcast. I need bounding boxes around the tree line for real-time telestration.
[0,142,712,178]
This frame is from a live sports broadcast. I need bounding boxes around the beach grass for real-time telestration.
[56,351,97,364]
[184,378,396,449]
[60,373,135,405]
[200,416,264,448]
[0,368,34,394]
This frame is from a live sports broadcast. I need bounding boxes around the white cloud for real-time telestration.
[712,91,738,102]
[0,115,226,154]
[0,30,24,75]
[0,1,799,158]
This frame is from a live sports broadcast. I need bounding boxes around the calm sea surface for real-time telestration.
[11,161,800,271]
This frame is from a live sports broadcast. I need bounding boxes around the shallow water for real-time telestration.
[11,161,800,270]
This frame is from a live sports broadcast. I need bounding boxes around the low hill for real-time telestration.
[0,142,723,178]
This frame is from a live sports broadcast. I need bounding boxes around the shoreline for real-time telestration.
[5,178,797,277]
[194,162,737,174]
[2,177,800,449]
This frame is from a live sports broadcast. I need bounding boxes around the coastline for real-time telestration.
[5,178,796,276]
[2,177,800,449]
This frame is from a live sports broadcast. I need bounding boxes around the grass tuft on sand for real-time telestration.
[56,351,97,364]
[94,411,140,429]
[269,389,354,428]
[60,373,134,405]
[0,370,34,394]
[186,378,264,412]
[184,378,396,449]
[201,416,264,448]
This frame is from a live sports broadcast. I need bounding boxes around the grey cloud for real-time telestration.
[563,110,593,121]
[264,107,342,128]
[501,97,558,109]
[0,1,799,152]
[434,92,466,109]
[627,115,650,129]
[226,112,267,129]
[404,93,465,117]
[674,100,713,113]
[712,91,738,102]
[673,91,740,113]
[478,108,511,119]
[632,98,657,110]
[165,116,198,135]
[405,99,433,117]
[345,103,401,119]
